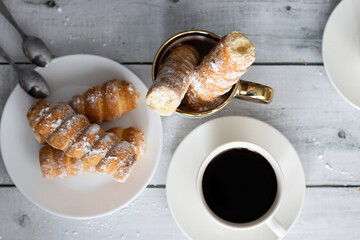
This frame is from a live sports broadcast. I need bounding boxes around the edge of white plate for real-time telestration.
[322,0,360,111]
[0,54,163,219]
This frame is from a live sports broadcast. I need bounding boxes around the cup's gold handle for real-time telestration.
[235,80,274,104]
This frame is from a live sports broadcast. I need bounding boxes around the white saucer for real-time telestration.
[323,0,360,109]
[166,116,305,239]
[0,54,162,219]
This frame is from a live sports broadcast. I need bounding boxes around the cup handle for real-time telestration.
[234,80,274,104]
[266,216,287,239]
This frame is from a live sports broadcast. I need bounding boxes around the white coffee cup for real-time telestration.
[196,141,287,238]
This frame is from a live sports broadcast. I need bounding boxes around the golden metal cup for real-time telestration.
[152,30,274,118]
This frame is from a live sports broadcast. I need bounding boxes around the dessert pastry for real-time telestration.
[146,44,200,116]
[183,31,256,110]
[95,141,135,181]
[65,124,105,158]
[105,127,146,181]
[39,145,95,179]
[39,127,145,181]
[47,114,90,151]
[107,126,145,157]
[69,79,140,123]
[80,132,120,166]
[28,100,129,166]
[27,100,74,144]
[95,126,145,181]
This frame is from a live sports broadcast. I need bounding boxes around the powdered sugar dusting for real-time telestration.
[184,31,256,110]
[49,117,64,132]
[32,106,50,125]
[57,168,68,179]
[83,132,118,164]
[68,80,139,123]
[31,100,145,182]
[55,115,87,137]
[146,44,200,115]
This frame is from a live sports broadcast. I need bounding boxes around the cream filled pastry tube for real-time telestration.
[146,44,200,116]
[28,100,128,166]
[39,127,145,182]
[183,31,256,111]
[69,79,140,124]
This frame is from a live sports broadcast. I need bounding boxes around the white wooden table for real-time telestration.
[1,0,359,239]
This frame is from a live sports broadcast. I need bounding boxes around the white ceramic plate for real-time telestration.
[166,116,305,240]
[323,0,360,109]
[0,54,162,219]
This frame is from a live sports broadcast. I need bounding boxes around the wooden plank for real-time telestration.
[0,187,186,240]
[1,65,360,186]
[288,187,360,240]
[0,187,359,239]
[0,0,340,63]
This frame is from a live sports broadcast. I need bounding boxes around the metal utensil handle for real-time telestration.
[235,80,274,104]
[0,45,17,69]
[0,0,25,37]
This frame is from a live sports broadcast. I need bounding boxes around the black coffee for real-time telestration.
[202,148,277,223]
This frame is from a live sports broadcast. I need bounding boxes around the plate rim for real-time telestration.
[0,54,163,219]
[322,0,360,110]
[166,116,305,239]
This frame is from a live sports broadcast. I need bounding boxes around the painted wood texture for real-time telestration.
[1,65,359,186]
[0,0,358,239]
[0,187,359,240]
[0,0,340,63]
